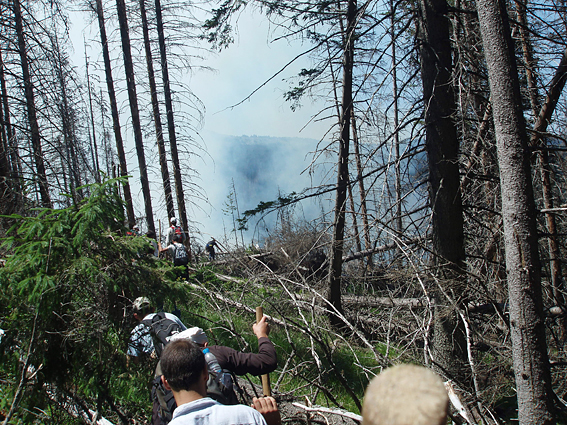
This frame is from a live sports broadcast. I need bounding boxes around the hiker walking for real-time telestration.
[160,340,281,425]
[126,224,140,237]
[205,238,218,261]
[151,317,277,424]
[146,231,159,257]
[128,297,187,362]
[159,234,190,280]
[166,217,187,246]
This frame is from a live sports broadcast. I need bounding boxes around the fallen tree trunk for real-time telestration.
[342,237,424,263]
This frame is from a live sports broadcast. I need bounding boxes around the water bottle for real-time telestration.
[203,348,222,373]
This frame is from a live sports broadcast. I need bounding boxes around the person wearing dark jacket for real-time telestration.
[160,339,280,425]
[205,239,218,260]
[152,315,277,424]
[202,317,276,375]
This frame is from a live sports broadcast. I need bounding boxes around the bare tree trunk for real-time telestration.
[0,86,11,211]
[13,0,51,208]
[350,111,372,267]
[418,0,466,383]
[85,44,101,184]
[515,0,566,335]
[347,183,362,255]
[115,0,156,234]
[328,0,356,329]
[53,33,82,203]
[0,50,10,203]
[92,0,136,227]
[476,0,555,422]
[530,48,567,319]
[140,0,175,220]
[99,88,112,176]
[154,0,190,252]
[390,0,402,241]
[0,49,21,200]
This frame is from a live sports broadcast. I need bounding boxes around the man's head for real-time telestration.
[173,234,182,243]
[362,364,448,425]
[170,217,177,226]
[132,296,154,321]
[161,339,207,393]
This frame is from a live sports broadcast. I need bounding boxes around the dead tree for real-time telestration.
[476,0,555,422]
[418,0,466,384]
[13,0,51,208]
[139,0,175,219]
[92,0,136,227]
[115,0,156,233]
[327,0,356,330]
[154,0,190,248]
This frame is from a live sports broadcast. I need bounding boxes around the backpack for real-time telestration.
[172,225,183,237]
[172,243,188,267]
[206,369,239,405]
[141,312,183,358]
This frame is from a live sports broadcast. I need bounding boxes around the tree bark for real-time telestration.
[476,0,555,422]
[93,0,136,227]
[115,0,156,234]
[140,0,175,220]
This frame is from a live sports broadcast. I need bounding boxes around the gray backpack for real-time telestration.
[172,243,188,266]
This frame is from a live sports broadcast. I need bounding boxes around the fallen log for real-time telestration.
[342,237,424,263]
[342,294,425,308]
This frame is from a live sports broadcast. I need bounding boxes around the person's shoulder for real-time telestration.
[221,403,266,424]
[172,399,265,425]
[161,312,186,330]
[214,402,262,414]
[130,322,145,335]
[133,313,155,328]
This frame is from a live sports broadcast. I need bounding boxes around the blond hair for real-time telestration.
[362,364,448,425]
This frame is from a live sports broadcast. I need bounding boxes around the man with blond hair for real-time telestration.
[362,364,449,425]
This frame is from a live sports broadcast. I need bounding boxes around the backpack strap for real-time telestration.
[152,362,176,424]
[230,370,245,403]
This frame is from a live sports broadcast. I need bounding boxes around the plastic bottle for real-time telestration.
[203,348,222,373]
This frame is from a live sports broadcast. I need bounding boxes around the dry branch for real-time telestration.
[292,402,362,422]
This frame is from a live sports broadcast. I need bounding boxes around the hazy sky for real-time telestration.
[70,5,332,246]
[189,10,329,140]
